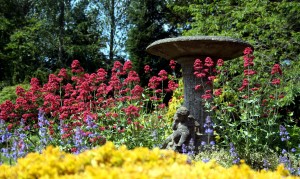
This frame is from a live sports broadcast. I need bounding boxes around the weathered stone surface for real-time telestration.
[146,36,253,60]
[161,106,196,152]
[148,36,252,152]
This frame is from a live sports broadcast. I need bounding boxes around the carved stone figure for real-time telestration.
[161,106,195,152]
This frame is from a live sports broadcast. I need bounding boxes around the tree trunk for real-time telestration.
[109,0,115,61]
[58,0,65,67]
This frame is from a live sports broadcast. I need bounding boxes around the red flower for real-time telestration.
[158,103,166,109]
[148,76,161,89]
[243,55,254,67]
[217,59,224,66]
[242,79,249,86]
[251,87,259,91]
[195,85,202,91]
[194,72,206,78]
[123,71,140,85]
[168,80,178,91]
[208,76,216,81]
[144,65,152,73]
[201,90,212,100]
[204,57,214,67]
[169,59,176,70]
[158,70,168,80]
[131,85,144,99]
[243,47,253,55]
[244,69,256,76]
[214,88,222,96]
[96,68,107,82]
[124,105,140,117]
[71,60,84,73]
[271,78,280,85]
[58,68,68,79]
[271,64,282,75]
[194,59,203,71]
[123,60,133,71]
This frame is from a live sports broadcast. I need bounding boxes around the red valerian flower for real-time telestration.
[148,76,161,89]
[271,78,281,85]
[251,87,259,91]
[208,76,216,81]
[195,85,202,91]
[204,57,214,67]
[96,68,107,82]
[124,105,140,117]
[169,59,176,70]
[109,75,122,90]
[194,59,203,71]
[112,61,125,75]
[16,86,26,97]
[71,60,84,73]
[194,71,206,78]
[243,47,253,55]
[242,79,249,86]
[201,90,212,100]
[271,64,282,75]
[123,71,140,85]
[243,55,254,67]
[217,59,224,66]
[168,80,178,91]
[244,69,256,76]
[144,65,152,73]
[131,85,144,99]
[158,103,166,109]
[58,68,68,79]
[214,88,222,96]
[158,70,168,80]
[123,60,133,71]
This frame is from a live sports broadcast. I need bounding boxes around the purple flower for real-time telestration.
[229,143,240,164]
[210,141,215,145]
[279,125,290,141]
[202,158,210,163]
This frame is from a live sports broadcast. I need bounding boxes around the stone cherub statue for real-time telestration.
[161,106,195,152]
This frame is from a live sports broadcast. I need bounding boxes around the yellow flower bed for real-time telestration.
[0,142,298,179]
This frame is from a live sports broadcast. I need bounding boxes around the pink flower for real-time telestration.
[71,60,84,73]
[208,76,216,81]
[123,60,133,71]
[144,65,152,73]
[271,78,280,85]
[158,70,168,80]
[244,69,256,76]
[204,57,214,67]
[195,85,202,91]
[123,71,140,85]
[148,76,161,89]
[217,59,224,66]
[168,80,178,91]
[194,59,203,71]
[271,64,282,75]
[169,59,176,70]
[243,47,253,55]
[214,88,222,96]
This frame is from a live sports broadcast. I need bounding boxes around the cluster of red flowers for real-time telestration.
[0,60,178,143]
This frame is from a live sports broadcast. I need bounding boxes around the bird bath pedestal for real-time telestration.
[146,36,253,147]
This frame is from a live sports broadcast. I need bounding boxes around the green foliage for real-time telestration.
[184,0,300,121]
[166,78,184,123]
[126,0,180,86]
[0,83,30,104]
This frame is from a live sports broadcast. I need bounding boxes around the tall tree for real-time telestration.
[126,0,179,86]
[96,0,130,63]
